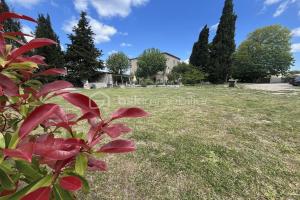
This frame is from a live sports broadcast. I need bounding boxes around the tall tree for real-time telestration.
[136,48,167,81]
[232,25,294,82]
[209,0,237,83]
[190,25,210,73]
[35,14,65,81]
[0,0,26,44]
[65,12,103,86]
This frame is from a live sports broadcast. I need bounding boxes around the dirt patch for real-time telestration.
[243,83,299,92]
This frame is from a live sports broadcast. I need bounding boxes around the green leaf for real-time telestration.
[0,165,15,190]
[15,160,43,181]
[0,134,5,149]
[0,179,40,200]
[75,153,88,176]
[8,131,20,149]
[53,184,74,200]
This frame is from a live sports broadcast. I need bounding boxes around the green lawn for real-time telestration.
[58,86,299,199]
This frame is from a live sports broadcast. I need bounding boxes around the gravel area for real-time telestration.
[243,83,299,92]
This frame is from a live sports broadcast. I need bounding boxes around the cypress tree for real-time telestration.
[0,0,26,45]
[35,14,65,82]
[65,12,103,86]
[209,0,237,83]
[190,25,210,73]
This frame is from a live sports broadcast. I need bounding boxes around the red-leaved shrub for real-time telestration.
[0,12,149,199]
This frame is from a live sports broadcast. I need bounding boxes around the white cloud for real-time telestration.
[21,25,34,42]
[87,16,117,43]
[273,0,290,17]
[291,43,300,53]
[7,0,43,8]
[183,58,189,64]
[291,27,300,37]
[74,0,88,11]
[211,23,219,31]
[262,0,300,17]
[62,17,78,33]
[264,0,283,5]
[108,50,118,55]
[120,42,132,47]
[62,16,117,44]
[73,0,149,18]
[119,32,129,36]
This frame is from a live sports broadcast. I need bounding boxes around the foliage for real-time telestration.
[168,63,204,84]
[190,25,210,73]
[34,14,65,83]
[136,48,167,81]
[0,0,26,45]
[106,52,129,75]
[209,0,237,83]
[232,25,294,82]
[65,12,104,86]
[0,12,148,199]
[140,78,154,87]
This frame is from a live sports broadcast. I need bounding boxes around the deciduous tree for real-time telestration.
[232,25,294,82]
[136,48,167,81]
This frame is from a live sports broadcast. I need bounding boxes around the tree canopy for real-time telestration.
[35,14,65,82]
[190,25,210,73]
[209,0,237,83]
[232,25,294,82]
[65,12,103,86]
[136,48,167,80]
[106,52,130,75]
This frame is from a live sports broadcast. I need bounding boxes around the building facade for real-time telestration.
[130,52,181,83]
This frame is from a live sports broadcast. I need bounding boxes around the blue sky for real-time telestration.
[6,0,300,70]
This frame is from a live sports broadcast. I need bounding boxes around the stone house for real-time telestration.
[130,52,181,83]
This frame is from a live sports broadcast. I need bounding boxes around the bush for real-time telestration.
[0,12,148,199]
[168,63,205,85]
[140,78,154,87]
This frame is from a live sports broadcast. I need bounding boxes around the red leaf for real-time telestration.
[19,104,59,139]
[62,93,101,118]
[0,73,19,96]
[0,12,37,23]
[38,80,73,98]
[9,38,57,60]
[98,139,135,153]
[4,32,33,38]
[88,158,107,171]
[21,187,51,200]
[43,148,80,160]
[34,68,67,76]
[59,176,82,192]
[17,55,47,65]
[4,142,33,162]
[111,107,149,120]
[102,123,132,138]
[0,86,3,96]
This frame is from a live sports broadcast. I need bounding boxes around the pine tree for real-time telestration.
[0,0,26,45]
[209,0,237,83]
[190,25,210,73]
[35,14,65,82]
[65,12,103,86]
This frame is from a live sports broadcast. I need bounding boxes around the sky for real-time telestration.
[5,0,300,70]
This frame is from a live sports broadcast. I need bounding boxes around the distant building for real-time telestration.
[130,52,181,83]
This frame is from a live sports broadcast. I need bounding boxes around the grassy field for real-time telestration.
[56,86,299,199]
